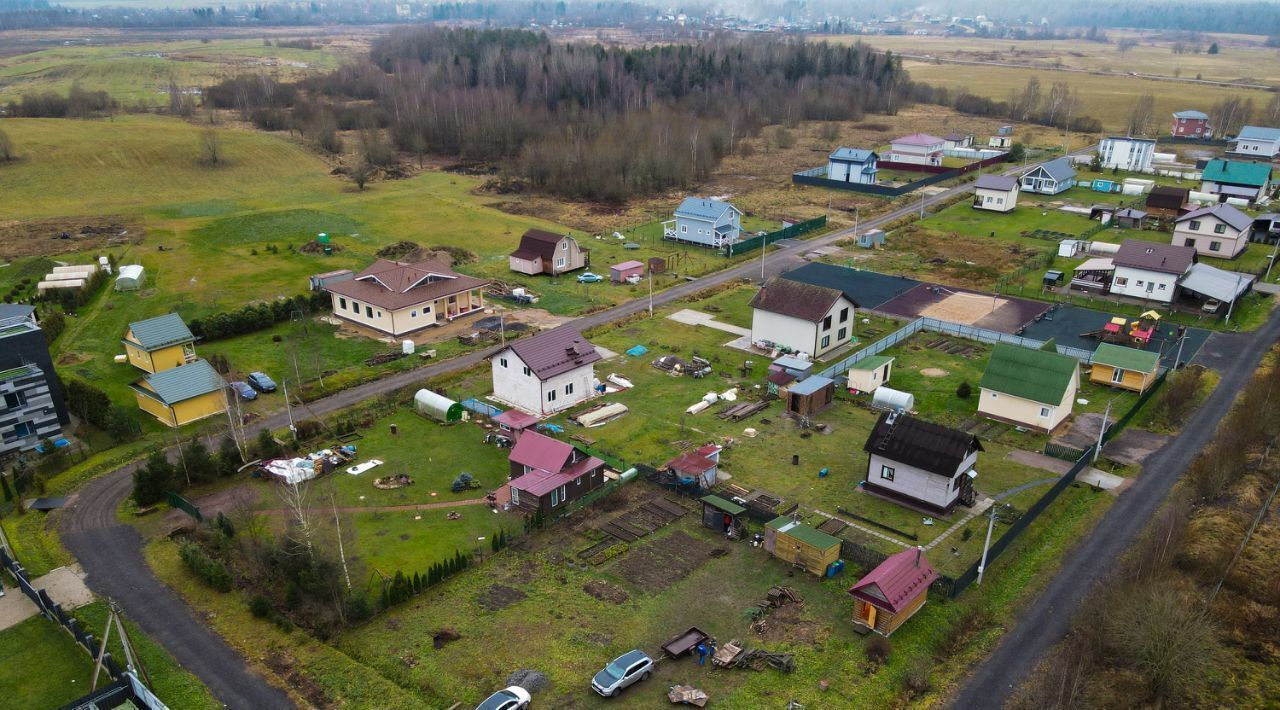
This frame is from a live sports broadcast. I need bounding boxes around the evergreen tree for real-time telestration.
[133,452,176,506]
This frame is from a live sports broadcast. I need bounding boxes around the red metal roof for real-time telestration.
[506,326,601,381]
[494,409,540,430]
[666,451,717,475]
[508,433,605,496]
[508,430,573,473]
[847,548,937,614]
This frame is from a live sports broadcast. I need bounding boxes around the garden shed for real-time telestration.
[609,260,646,283]
[414,388,463,423]
[847,356,893,394]
[764,516,842,576]
[114,265,146,291]
[701,494,746,533]
[785,374,835,416]
[848,547,937,636]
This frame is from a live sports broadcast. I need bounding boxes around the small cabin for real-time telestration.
[785,375,835,417]
[848,547,937,636]
[764,516,842,576]
[847,355,893,394]
[1089,343,1161,394]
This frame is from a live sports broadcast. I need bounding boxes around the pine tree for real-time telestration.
[1,473,11,502]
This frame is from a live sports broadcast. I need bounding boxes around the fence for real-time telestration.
[724,216,827,257]
[165,491,202,522]
[1101,369,1169,444]
[792,153,1009,198]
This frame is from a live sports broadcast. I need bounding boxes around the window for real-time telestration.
[990,392,998,398]
[339,297,347,309]
[523,366,531,376]
[821,335,830,348]
[556,257,566,267]
[1111,368,1125,383]
[1189,220,1201,231]
[547,390,558,402]
[1214,223,1226,234]
[1209,241,1221,252]
[1039,406,1051,418]
[1185,238,1196,247]
[680,225,687,233]
[411,310,417,318]
[561,241,568,250]
[838,327,847,341]
[365,306,373,318]
[1115,277,1128,286]
[13,422,32,438]
[822,315,832,330]
[840,307,849,323]
[551,488,559,506]
[376,310,382,317]
[880,465,895,481]
[350,300,359,312]
[4,392,25,409]
[1136,280,1144,287]
[1158,283,1167,290]
[565,382,574,395]
[985,196,992,203]
[500,357,508,368]
[510,487,519,505]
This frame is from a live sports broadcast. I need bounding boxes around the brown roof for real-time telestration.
[749,277,855,322]
[506,326,601,381]
[324,258,489,311]
[510,229,568,262]
[1146,186,1190,211]
[1113,239,1196,275]
[666,451,717,475]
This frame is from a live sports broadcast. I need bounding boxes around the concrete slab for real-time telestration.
[1054,412,1105,451]
[666,309,751,337]
[1103,428,1171,467]
[1005,450,1122,491]
[1077,468,1126,491]
[595,345,620,361]
[0,565,94,632]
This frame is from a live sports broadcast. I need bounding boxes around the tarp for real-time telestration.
[1073,258,1114,273]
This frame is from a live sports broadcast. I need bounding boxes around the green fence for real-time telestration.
[166,491,203,522]
[724,216,827,257]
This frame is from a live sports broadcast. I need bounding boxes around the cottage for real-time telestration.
[506,431,607,517]
[1019,157,1076,195]
[862,411,981,515]
[609,260,645,283]
[700,495,746,534]
[888,133,944,166]
[1171,110,1211,139]
[129,359,226,427]
[764,516,842,576]
[978,343,1080,433]
[1145,186,1191,221]
[492,409,540,443]
[1110,240,1196,303]
[1230,126,1280,158]
[1199,159,1273,203]
[324,258,489,337]
[122,313,197,374]
[848,548,937,637]
[749,277,858,358]
[508,229,589,276]
[1098,137,1156,172]
[1090,344,1161,393]
[663,197,743,248]
[943,132,974,150]
[827,148,879,184]
[971,174,1019,213]
[491,326,601,415]
[785,375,835,417]
[846,355,893,394]
[1173,203,1252,258]
[666,445,722,489]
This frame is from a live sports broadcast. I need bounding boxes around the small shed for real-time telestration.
[1058,239,1084,258]
[856,230,886,249]
[770,355,813,378]
[701,494,747,533]
[414,388,463,423]
[1091,179,1121,193]
[847,355,893,394]
[1115,208,1147,229]
[767,369,797,396]
[785,375,835,416]
[1043,269,1064,287]
[848,547,937,636]
[610,260,646,283]
[764,516,842,576]
[667,445,721,489]
[647,256,667,274]
[114,265,146,291]
[493,409,539,442]
[872,387,914,412]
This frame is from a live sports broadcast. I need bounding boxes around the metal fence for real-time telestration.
[724,216,827,257]
[1102,369,1169,444]
[792,154,1010,197]
[165,491,202,522]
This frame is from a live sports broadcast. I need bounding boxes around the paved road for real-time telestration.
[55,154,1084,709]
[949,310,1280,709]
[898,52,1273,91]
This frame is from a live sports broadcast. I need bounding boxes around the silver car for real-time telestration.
[591,649,653,697]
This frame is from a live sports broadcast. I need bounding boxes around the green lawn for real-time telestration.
[0,615,94,708]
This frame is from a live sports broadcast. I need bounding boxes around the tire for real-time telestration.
[641,671,651,681]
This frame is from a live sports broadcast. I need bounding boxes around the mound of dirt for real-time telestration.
[920,368,950,378]
[583,580,629,604]
[432,628,461,649]
[506,669,548,693]
[297,240,344,254]
[478,584,527,611]
[0,217,142,260]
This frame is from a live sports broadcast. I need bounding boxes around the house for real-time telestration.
[862,411,982,515]
[492,409,539,443]
[609,260,645,283]
[1173,203,1253,258]
[943,132,974,150]
[506,431,606,517]
[1229,125,1280,158]
[663,197,743,248]
[324,258,489,337]
[971,174,1019,213]
[1098,137,1156,172]
[827,148,879,184]
[750,278,858,359]
[666,445,722,489]
[848,547,937,637]
[1145,186,1191,221]
[0,305,69,434]
[508,229,588,276]
[122,313,196,374]
[888,133,945,166]
[129,359,226,427]
[0,363,62,455]
[1199,159,1273,202]
[784,375,835,417]
[847,355,893,394]
[491,326,601,415]
[1019,157,1076,195]
[700,494,746,534]
[764,516,842,576]
[1090,344,1161,394]
[978,343,1080,433]
[1110,239,1196,303]
[1171,110,1211,139]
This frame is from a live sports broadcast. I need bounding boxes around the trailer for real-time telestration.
[661,627,710,659]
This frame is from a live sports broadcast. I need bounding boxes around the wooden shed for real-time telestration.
[1089,343,1161,393]
[764,516,842,576]
[784,375,835,417]
[848,547,936,637]
[701,494,746,534]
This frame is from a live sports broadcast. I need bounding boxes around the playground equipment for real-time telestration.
[1081,311,1161,346]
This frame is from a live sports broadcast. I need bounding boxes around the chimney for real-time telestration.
[915,546,923,567]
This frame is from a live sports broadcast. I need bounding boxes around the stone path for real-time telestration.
[811,508,912,549]
[923,497,994,551]
[0,565,95,632]
[666,309,751,337]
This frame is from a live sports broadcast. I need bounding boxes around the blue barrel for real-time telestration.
[818,467,829,478]
[826,560,845,577]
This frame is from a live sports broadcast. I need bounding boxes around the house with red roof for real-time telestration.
[506,430,607,517]
[848,547,937,636]
[324,258,489,337]
[888,133,945,166]
[491,326,602,415]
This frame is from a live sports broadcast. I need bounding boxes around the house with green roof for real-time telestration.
[129,359,226,427]
[1089,344,1161,394]
[1199,158,1273,202]
[122,313,197,374]
[978,343,1080,433]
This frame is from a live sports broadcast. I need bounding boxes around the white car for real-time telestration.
[591,649,653,697]
[475,685,531,710]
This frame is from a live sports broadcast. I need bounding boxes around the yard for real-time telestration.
[0,615,94,709]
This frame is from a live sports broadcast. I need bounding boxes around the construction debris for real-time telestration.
[668,685,709,707]
[364,351,407,366]
[718,400,769,422]
[571,402,629,428]
[712,638,795,673]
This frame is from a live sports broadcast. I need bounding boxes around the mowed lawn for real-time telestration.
[0,615,94,708]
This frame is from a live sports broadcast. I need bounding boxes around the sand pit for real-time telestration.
[920,368,950,377]
[918,292,1006,325]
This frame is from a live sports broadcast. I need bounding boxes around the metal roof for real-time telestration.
[773,355,814,371]
[1201,158,1272,187]
[1092,343,1160,374]
[766,516,842,550]
[849,355,893,371]
[125,313,194,350]
[891,132,944,147]
[1236,125,1280,142]
[1022,157,1076,183]
[131,359,223,405]
[1177,203,1253,233]
[788,375,834,396]
[505,326,601,381]
[1173,110,1208,120]
[829,147,877,162]
[980,343,1077,405]
[974,174,1018,191]
[848,548,937,614]
[863,411,982,477]
[1113,239,1195,275]
[1179,263,1255,302]
[701,494,746,516]
[674,197,739,222]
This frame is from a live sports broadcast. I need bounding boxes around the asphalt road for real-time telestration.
[949,311,1280,709]
[54,154,1084,709]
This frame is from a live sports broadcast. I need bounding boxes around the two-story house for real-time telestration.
[0,305,66,455]
[508,229,589,276]
[122,313,197,374]
[862,411,982,515]
[506,430,607,517]
[1171,110,1211,139]
[324,258,490,337]
[1110,239,1196,303]
[749,277,858,359]
[972,174,1020,213]
[663,197,743,248]
[491,326,601,415]
[1199,158,1273,203]
[1230,125,1280,159]
[827,148,879,184]
[1173,203,1253,258]
[1098,136,1156,171]
[887,133,945,166]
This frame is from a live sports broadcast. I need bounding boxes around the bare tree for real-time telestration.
[0,128,12,162]
[351,163,371,191]
[1117,38,1139,54]
[1265,92,1280,127]
[1043,81,1072,129]
[278,480,317,560]
[1011,76,1042,122]
[1101,586,1222,703]
[1211,97,1251,137]
[200,127,222,165]
[1126,94,1156,137]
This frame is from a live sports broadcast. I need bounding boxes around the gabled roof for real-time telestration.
[1022,157,1076,183]
[1116,208,1147,220]
[504,326,600,381]
[1113,239,1195,275]
[611,260,645,271]
[863,411,982,477]
[943,132,971,141]
[125,313,195,351]
[667,450,717,475]
[788,375,834,397]
[324,258,489,311]
[675,197,740,222]
[510,229,572,262]
[766,516,841,550]
[749,277,855,322]
[1092,344,1160,374]
[1236,125,1280,142]
[891,132,944,147]
[848,548,937,614]
[130,360,223,405]
[493,409,539,430]
[974,174,1018,192]
[1201,159,1272,187]
[508,430,603,496]
[0,304,36,322]
[980,343,1078,405]
[1177,203,1253,233]
[829,147,877,162]
[1173,110,1208,120]
[850,355,894,371]
[1146,186,1190,211]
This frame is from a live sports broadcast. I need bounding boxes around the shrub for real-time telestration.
[132,452,176,507]
[904,658,932,696]
[179,541,232,592]
[248,594,273,618]
[955,381,972,399]
[865,635,892,666]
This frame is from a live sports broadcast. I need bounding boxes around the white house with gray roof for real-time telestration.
[664,197,743,248]
[972,174,1019,213]
[827,148,878,184]
[1230,126,1280,158]
[1173,203,1253,258]
[1019,157,1076,195]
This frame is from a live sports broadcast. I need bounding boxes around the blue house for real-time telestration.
[1019,157,1076,195]
[827,148,879,185]
[664,197,743,248]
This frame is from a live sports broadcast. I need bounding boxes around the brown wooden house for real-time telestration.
[506,430,606,517]
[509,229,589,276]
[848,547,937,636]
[1145,187,1191,224]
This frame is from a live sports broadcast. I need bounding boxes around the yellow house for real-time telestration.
[122,313,197,374]
[129,359,226,427]
[978,343,1080,433]
[1090,344,1161,393]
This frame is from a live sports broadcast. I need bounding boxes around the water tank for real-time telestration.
[872,387,914,412]
[402,339,415,355]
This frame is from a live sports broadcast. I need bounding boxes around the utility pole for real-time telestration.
[1174,328,1187,369]
[499,311,505,348]
[1266,237,1280,282]
[919,190,926,219]
[1225,272,1245,325]
[977,504,998,585]
[1094,399,1113,462]
[760,236,766,281]
[648,268,654,316]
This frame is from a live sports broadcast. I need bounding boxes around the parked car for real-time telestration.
[247,372,277,393]
[229,381,257,401]
[1202,298,1222,314]
[576,272,603,283]
[591,650,653,697]
[475,686,531,710]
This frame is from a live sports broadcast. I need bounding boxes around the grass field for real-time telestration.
[0,615,94,708]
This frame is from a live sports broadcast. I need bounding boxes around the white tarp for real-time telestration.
[264,458,316,485]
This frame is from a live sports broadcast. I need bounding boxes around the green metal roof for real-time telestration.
[850,355,893,371]
[1092,344,1160,374]
[701,494,747,516]
[980,343,1078,405]
[767,516,841,550]
[125,313,194,351]
[1201,159,1272,188]
[132,360,223,405]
